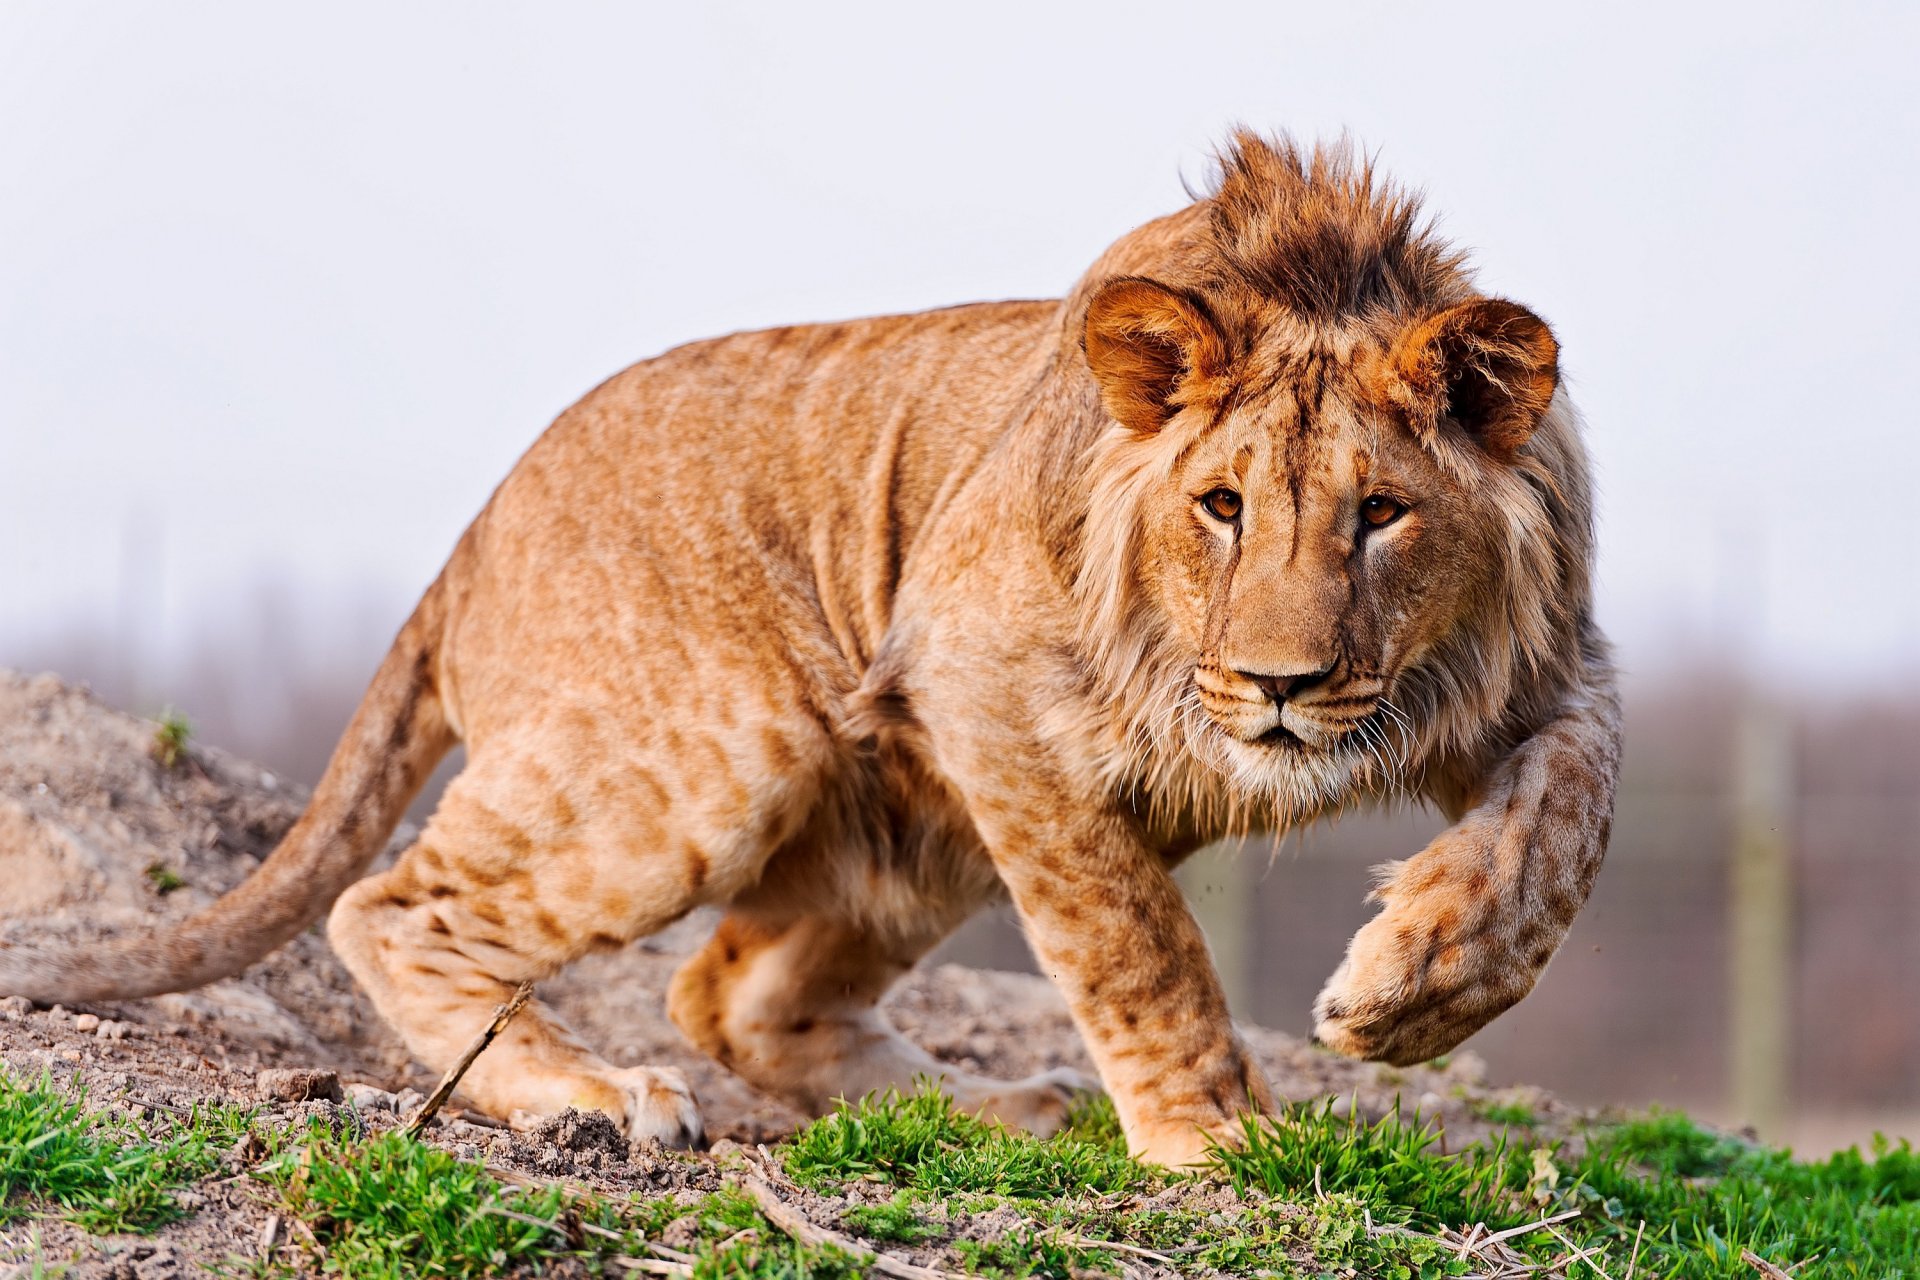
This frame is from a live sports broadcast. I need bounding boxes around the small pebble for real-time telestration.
[395,1087,426,1115]
[72,1013,100,1033]
[346,1083,397,1112]
[257,1067,344,1103]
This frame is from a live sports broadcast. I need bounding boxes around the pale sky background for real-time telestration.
[4,1,1918,692]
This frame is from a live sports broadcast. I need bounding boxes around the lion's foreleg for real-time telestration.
[1312,667,1622,1065]
[983,809,1275,1167]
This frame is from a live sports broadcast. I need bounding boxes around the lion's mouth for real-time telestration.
[1254,722,1307,749]
[1195,673,1378,754]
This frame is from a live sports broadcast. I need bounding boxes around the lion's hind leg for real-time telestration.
[667,904,1093,1136]
[327,763,709,1146]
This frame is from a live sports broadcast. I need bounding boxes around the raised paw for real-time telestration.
[1310,883,1541,1067]
[953,1066,1100,1138]
[510,1065,705,1150]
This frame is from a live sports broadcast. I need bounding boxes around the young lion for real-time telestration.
[1,133,1619,1166]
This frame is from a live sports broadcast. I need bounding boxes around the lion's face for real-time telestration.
[1140,364,1485,759]
[1080,278,1561,807]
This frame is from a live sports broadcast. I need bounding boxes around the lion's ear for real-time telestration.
[1083,277,1228,433]
[1394,298,1559,460]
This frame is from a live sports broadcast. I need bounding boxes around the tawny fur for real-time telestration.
[0,133,1619,1165]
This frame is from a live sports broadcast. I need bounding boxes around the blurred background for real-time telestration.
[4,2,1916,1154]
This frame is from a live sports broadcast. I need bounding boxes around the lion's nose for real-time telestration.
[1237,663,1336,705]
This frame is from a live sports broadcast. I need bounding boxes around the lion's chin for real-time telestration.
[1199,723,1367,820]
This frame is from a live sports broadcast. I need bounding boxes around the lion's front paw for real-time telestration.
[1128,1122,1222,1169]
[1311,894,1540,1067]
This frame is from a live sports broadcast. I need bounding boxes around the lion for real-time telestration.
[0,132,1619,1166]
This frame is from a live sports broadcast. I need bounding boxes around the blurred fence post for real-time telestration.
[1728,696,1794,1139]
[1179,842,1253,1017]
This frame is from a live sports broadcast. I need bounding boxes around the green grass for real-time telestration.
[1574,1112,1920,1274]
[0,1070,253,1233]
[150,709,192,769]
[782,1081,1149,1199]
[257,1123,871,1279]
[256,1122,580,1278]
[144,861,186,895]
[13,1067,1917,1279]
[781,1084,1321,1277]
[951,1231,1088,1279]
[1212,1099,1920,1278]
[1467,1097,1539,1128]
[1214,1098,1521,1229]
[839,1191,942,1244]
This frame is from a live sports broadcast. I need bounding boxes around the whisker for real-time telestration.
[1359,717,1401,802]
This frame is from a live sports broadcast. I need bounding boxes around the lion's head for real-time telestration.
[1070,134,1594,826]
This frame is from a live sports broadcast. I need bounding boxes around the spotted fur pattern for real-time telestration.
[0,134,1619,1165]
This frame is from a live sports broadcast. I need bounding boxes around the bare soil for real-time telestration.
[0,669,1577,1274]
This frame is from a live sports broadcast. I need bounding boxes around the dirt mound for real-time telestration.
[0,669,1570,1270]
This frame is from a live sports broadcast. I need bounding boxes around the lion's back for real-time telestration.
[435,299,1058,741]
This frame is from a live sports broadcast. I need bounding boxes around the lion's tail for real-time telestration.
[0,579,457,1003]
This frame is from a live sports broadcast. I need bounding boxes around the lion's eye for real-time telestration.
[1200,488,1242,522]
[1360,495,1405,528]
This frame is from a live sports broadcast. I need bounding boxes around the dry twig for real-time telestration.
[734,1172,952,1280]
[484,1162,547,1190]
[477,1204,695,1270]
[402,980,534,1137]
[1741,1249,1798,1279]
[1477,1207,1585,1248]
[1047,1231,1180,1266]
[481,1159,698,1259]
[480,1204,573,1233]
[1399,1208,1608,1280]
[611,1258,692,1277]
[1546,1224,1616,1280]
